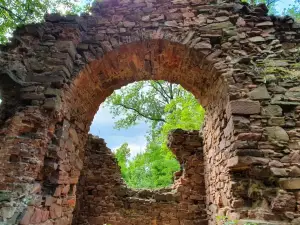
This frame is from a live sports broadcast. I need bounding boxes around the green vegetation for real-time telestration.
[108,81,205,188]
[216,216,258,225]
[242,0,300,21]
[0,0,92,43]
[258,59,300,83]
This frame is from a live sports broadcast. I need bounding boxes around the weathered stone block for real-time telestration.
[265,126,289,143]
[270,167,288,177]
[249,85,271,100]
[228,156,269,170]
[271,191,296,211]
[261,105,283,116]
[54,41,77,60]
[228,100,261,115]
[279,178,300,190]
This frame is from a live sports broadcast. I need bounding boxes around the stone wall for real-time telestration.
[0,0,300,224]
[73,130,207,225]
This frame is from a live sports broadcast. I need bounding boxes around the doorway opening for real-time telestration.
[89,80,205,189]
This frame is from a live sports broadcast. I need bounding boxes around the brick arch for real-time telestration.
[64,40,226,126]
[61,39,231,225]
[0,0,300,224]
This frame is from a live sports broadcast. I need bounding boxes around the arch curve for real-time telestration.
[64,40,228,126]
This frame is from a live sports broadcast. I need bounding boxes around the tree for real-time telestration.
[115,143,131,179]
[243,0,300,19]
[0,0,92,43]
[283,3,300,21]
[106,81,176,130]
[105,81,205,188]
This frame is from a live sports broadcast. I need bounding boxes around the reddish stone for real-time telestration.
[237,133,262,141]
[20,207,34,225]
[30,208,43,224]
[271,191,296,212]
[50,204,62,219]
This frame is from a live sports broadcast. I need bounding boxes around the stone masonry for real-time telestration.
[73,130,206,225]
[0,0,300,224]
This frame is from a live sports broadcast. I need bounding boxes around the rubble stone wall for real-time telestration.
[0,0,300,224]
[73,130,206,225]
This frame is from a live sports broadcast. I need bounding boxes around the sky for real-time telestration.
[275,0,296,14]
[87,0,297,158]
[89,104,148,158]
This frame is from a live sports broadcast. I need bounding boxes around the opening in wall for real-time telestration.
[89,80,205,189]
[0,76,21,126]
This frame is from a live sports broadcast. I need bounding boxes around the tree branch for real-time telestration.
[116,103,166,123]
[169,83,174,100]
[22,1,31,22]
[0,4,26,22]
[150,82,170,104]
[266,0,277,7]
[155,81,172,99]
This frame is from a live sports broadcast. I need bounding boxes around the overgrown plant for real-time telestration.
[216,216,258,225]
[0,0,93,44]
[260,59,300,83]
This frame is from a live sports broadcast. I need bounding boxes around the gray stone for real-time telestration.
[228,156,269,170]
[43,97,61,111]
[202,21,233,30]
[164,21,178,27]
[261,105,283,116]
[255,21,273,27]
[292,217,300,225]
[271,100,300,106]
[248,36,265,42]
[123,21,136,28]
[268,117,285,126]
[249,85,271,100]
[266,126,289,143]
[215,16,229,22]
[0,205,16,220]
[289,166,300,177]
[45,88,61,97]
[229,100,261,115]
[270,167,288,177]
[268,85,287,94]
[279,178,300,190]
[286,86,300,99]
[194,42,212,49]
[21,92,45,100]
[55,41,77,60]
[266,60,289,67]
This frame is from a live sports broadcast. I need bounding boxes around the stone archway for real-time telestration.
[62,39,229,225]
[0,0,300,224]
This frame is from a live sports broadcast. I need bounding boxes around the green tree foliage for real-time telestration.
[115,143,130,179]
[283,4,300,21]
[0,0,92,43]
[106,81,205,188]
[243,0,300,19]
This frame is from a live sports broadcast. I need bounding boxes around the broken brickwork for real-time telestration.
[0,0,300,224]
[73,130,206,225]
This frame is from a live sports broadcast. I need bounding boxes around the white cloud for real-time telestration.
[91,104,116,126]
[112,135,147,160]
[89,99,149,160]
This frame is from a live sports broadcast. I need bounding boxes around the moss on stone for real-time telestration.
[0,191,11,202]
